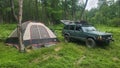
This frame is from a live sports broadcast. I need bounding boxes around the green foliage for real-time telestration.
[86,1,120,27]
[0,24,16,41]
[0,0,83,24]
[0,24,120,68]
[108,18,120,27]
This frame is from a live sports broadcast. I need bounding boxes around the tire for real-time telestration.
[105,41,110,45]
[86,38,96,48]
[64,35,71,42]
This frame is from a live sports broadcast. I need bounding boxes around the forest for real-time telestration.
[0,0,119,26]
[0,0,120,68]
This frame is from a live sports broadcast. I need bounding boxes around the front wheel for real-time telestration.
[86,38,96,48]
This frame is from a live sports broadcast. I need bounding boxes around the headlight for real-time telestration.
[98,36,102,40]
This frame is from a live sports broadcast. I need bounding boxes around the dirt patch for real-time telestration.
[31,55,50,63]
[74,56,86,67]
[112,57,119,62]
[54,47,62,52]
[31,54,61,64]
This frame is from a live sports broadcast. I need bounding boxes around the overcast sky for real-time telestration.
[85,0,98,10]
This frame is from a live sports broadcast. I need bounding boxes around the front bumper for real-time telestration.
[96,38,114,44]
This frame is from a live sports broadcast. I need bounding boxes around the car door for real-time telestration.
[68,25,76,38]
[74,25,86,41]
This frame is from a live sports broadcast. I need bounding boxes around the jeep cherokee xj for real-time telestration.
[62,22,113,48]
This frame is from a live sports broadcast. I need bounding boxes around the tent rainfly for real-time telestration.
[6,21,58,49]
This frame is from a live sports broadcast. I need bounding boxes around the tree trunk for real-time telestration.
[80,0,88,20]
[18,0,25,52]
[72,0,75,20]
[64,0,67,19]
[10,0,18,22]
[42,0,47,23]
[0,11,3,23]
[35,0,39,21]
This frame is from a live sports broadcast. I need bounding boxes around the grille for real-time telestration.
[102,35,111,39]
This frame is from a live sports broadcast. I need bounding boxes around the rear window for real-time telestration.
[64,25,69,29]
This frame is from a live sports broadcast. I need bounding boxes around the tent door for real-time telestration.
[30,25,50,45]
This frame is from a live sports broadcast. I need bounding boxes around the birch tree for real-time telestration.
[18,0,25,52]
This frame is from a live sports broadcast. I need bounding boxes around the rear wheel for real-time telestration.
[86,38,96,48]
[64,35,71,42]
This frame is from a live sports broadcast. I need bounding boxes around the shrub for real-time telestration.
[109,18,120,27]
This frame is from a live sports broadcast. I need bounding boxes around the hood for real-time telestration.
[87,31,111,35]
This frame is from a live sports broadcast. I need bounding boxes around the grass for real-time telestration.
[0,24,16,41]
[0,24,120,68]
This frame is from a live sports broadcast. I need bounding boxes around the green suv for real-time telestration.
[62,21,113,48]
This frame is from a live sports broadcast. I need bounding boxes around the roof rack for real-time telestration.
[60,20,74,25]
[60,20,91,26]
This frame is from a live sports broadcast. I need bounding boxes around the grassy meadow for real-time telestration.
[0,24,120,68]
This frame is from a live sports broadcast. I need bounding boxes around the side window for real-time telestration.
[76,25,82,31]
[69,25,75,30]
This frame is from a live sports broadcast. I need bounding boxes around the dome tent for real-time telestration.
[6,21,58,49]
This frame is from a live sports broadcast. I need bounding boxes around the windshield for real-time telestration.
[82,26,96,32]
